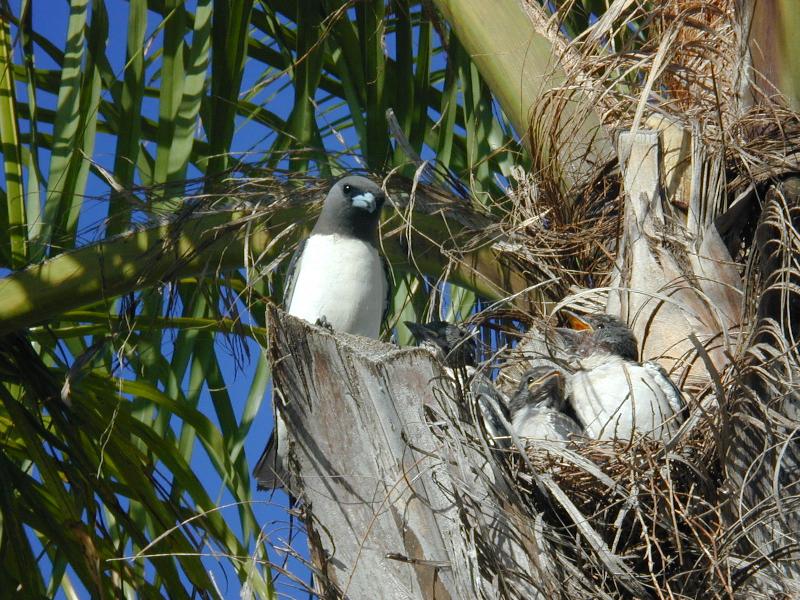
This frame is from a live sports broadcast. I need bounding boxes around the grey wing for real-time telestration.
[514,408,580,442]
[471,373,512,445]
[253,432,279,490]
[471,372,511,415]
[253,411,289,491]
[381,253,393,328]
[644,361,687,421]
[257,238,305,491]
[282,238,307,308]
[551,411,583,439]
[253,240,304,491]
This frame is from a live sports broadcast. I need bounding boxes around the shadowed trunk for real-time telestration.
[266,305,545,599]
[723,178,800,584]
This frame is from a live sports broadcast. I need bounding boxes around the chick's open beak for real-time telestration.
[562,310,593,331]
[528,369,562,391]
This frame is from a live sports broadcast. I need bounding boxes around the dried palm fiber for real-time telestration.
[719,182,800,584]
[475,1,800,596]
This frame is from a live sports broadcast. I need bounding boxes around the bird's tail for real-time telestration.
[253,422,290,491]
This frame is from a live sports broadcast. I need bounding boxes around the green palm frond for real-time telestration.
[0,1,527,595]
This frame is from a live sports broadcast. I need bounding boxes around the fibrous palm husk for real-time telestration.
[484,1,800,596]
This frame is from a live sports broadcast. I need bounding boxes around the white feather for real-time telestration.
[568,354,682,441]
[288,234,386,338]
[512,405,580,443]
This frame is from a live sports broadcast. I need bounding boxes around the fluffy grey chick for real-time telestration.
[557,311,686,442]
[509,365,582,443]
[406,320,512,445]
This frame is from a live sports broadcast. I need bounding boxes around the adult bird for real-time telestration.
[254,176,391,490]
[283,175,390,337]
[509,365,582,444]
[405,320,511,445]
[557,311,686,442]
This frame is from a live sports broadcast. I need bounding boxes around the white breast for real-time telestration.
[513,406,579,443]
[287,234,387,338]
[568,356,681,441]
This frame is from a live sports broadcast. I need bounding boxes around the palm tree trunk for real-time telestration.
[266,305,546,599]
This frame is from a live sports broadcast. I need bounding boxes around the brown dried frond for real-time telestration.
[493,177,800,597]
[531,0,800,203]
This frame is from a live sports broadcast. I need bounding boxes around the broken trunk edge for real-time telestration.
[264,304,546,600]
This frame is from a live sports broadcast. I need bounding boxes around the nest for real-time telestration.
[452,377,785,600]
[505,419,727,588]
[515,427,717,513]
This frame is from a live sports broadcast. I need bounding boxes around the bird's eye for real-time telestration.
[596,323,604,329]
[527,376,535,384]
[342,184,353,194]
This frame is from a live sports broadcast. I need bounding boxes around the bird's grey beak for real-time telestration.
[351,192,377,212]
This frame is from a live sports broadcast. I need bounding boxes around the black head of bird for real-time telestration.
[313,175,386,241]
[509,366,566,414]
[558,311,639,362]
[405,320,477,368]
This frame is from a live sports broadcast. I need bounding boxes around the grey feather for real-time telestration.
[643,361,687,421]
[509,365,581,444]
[254,428,287,491]
[513,406,582,442]
[405,320,476,368]
[281,237,307,308]
[381,254,392,331]
[255,238,308,491]
[471,372,512,445]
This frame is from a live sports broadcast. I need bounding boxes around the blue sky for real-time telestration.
[24,2,310,597]
[11,1,487,596]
